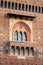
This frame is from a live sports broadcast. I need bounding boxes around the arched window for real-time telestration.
[30,47,34,56]
[19,3,21,10]
[25,4,28,11]
[35,6,37,12]
[18,32,22,42]
[23,32,27,42]
[22,4,24,11]
[14,31,18,41]
[4,1,7,8]
[16,46,20,55]
[12,2,14,9]
[25,47,29,55]
[42,7,43,13]
[21,47,25,55]
[38,6,41,13]
[15,3,17,10]
[11,46,15,55]
[32,5,34,12]
[8,2,11,9]
[1,0,3,8]
[29,5,31,11]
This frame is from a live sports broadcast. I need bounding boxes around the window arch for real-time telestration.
[23,32,27,42]
[1,0,3,8]
[21,47,25,55]
[30,47,34,56]
[32,5,34,12]
[35,6,37,12]
[25,47,29,55]
[22,4,24,11]
[12,2,14,9]
[15,3,17,10]
[11,46,15,54]
[4,1,7,8]
[14,31,18,41]
[29,5,31,11]
[42,7,43,13]
[8,2,11,9]
[19,3,21,10]
[25,4,28,11]
[16,46,20,55]
[38,6,41,13]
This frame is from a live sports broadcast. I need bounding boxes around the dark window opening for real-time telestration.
[22,4,24,11]
[32,5,34,12]
[39,6,41,13]
[7,13,36,20]
[26,47,29,55]
[4,1,7,8]
[21,47,25,55]
[30,47,34,55]
[19,3,21,10]
[16,46,20,55]
[8,2,11,9]
[11,46,15,54]
[1,0,3,8]
[15,3,17,10]
[42,7,43,13]
[25,4,28,11]
[29,5,31,11]
[35,6,37,12]
[12,2,14,9]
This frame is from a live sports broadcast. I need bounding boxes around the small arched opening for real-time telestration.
[22,4,24,11]
[11,46,15,55]
[1,0,3,8]
[30,47,34,56]
[8,2,11,9]
[29,5,31,12]
[19,3,21,10]
[25,47,29,55]
[25,4,28,11]
[32,5,34,12]
[16,46,20,55]
[12,2,14,9]
[38,6,41,13]
[4,1,7,8]
[21,47,25,55]
[15,3,17,10]
[35,6,37,12]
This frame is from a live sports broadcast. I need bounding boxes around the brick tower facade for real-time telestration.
[0,0,43,65]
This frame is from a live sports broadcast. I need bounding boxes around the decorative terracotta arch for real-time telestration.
[12,21,31,41]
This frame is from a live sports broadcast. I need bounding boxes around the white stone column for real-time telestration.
[40,7,42,13]
[10,2,12,9]
[25,49,26,56]
[3,1,4,8]
[21,4,22,10]
[7,2,8,8]
[27,6,29,11]
[31,5,32,12]
[24,4,26,11]
[37,7,39,13]
[34,6,35,12]
[14,3,15,9]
